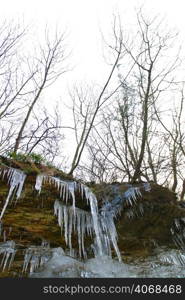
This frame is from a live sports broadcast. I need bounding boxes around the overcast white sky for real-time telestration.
[1,0,185,165]
[1,0,185,86]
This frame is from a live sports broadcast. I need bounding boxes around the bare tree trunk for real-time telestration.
[68,40,122,176]
[180,179,185,201]
[13,32,67,153]
[146,141,157,184]
[131,67,152,182]
[14,78,47,152]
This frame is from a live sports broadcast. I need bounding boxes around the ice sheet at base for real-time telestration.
[29,246,185,278]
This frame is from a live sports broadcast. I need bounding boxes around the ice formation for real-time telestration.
[143,182,151,192]
[30,247,85,278]
[22,241,51,273]
[0,240,16,271]
[54,200,93,258]
[0,242,184,278]
[80,184,103,256]
[2,167,185,278]
[125,203,144,219]
[0,168,26,221]
[99,211,121,261]
[35,174,45,194]
[157,249,185,267]
[100,183,151,218]
[82,255,129,278]
[0,166,152,268]
[170,218,185,250]
[35,174,106,258]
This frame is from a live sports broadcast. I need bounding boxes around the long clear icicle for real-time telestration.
[82,185,103,256]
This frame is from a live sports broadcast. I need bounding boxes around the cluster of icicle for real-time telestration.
[35,174,105,258]
[53,181,151,262]
[95,183,151,261]
[0,168,26,221]
[22,241,51,273]
[54,200,93,259]
[99,183,151,221]
[0,167,151,265]
[35,174,110,259]
[158,249,185,267]
[0,240,16,271]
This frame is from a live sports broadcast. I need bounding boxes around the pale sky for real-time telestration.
[1,0,185,86]
[1,0,185,166]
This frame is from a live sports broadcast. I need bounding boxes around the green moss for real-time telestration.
[7,151,45,164]
[0,155,71,180]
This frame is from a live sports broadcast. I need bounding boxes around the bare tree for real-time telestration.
[83,131,121,183]
[111,11,180,182]
[19,104,64,162]
[13,29,68,153]
[67,20,124,176]
[80,11,181,186]
[0,21,30,120]
[154,86,185,196]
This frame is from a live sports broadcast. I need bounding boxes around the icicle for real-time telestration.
[124,187,142,205]
[22,251,32,273]
[37,174,105,259]
[48,176,75,205]
[54,200,94,258]
[0,168,8,180]
[0,166,153,267]
[77,210,82,258]
[22,243,51,273]
[159,250,185,267]
[0,168,26,221]
[62,184,66,202]
[81,211,86,258]
[82,185,103,256]
[68,207,73,255]
[64,205,68,245]
[67,182,76,214]
[143,182,151,192]
[0,240,16,271]
[99,211,122,262]
[49,177,106,258]
[35,174,45,193]
[174,219,181,230]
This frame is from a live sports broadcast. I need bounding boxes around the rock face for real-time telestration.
[116,185,185,257]
[0,158,185,276]
[91,182,185,258]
